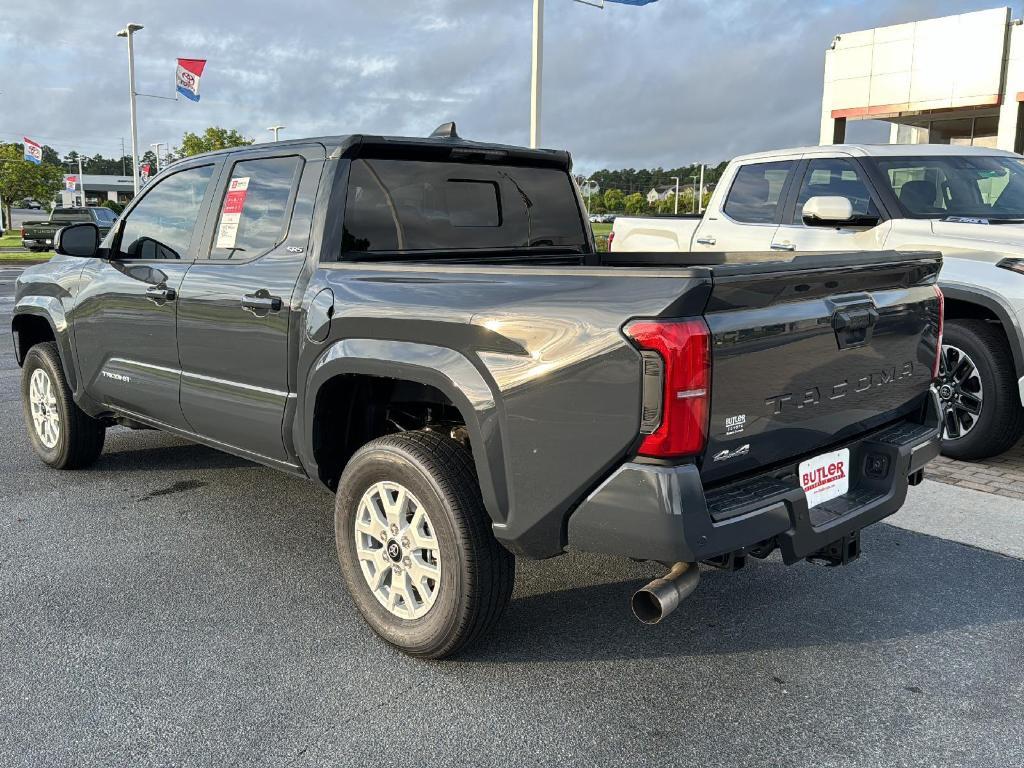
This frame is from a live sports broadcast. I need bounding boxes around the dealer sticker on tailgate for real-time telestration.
[799,448,850,508]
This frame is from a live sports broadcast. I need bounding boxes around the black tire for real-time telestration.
[21,342,105,469]
[335,431,514,659]
[940,319,1024,461]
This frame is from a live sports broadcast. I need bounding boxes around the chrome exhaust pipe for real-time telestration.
[631,562,700,624]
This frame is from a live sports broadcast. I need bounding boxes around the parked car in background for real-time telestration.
[20,199,43,210]
[12,128,942,658]
[612,144,1024,460]
[21,207,118,251]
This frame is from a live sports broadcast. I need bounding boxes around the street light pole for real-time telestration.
[671,176,680,215]
[267,125,286,142]
[530,0,543,148]
[150,142,165,173]
[698,164,705,214]
[116,23,144,196]
[78,157,86,207]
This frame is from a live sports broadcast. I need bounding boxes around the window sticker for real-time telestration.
[215,176,250,249]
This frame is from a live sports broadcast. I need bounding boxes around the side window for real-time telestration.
[117,165,214,260]
[886,166,948,215]
[210,156,303,260]
[792,158,879,223]
[723,161,794,224]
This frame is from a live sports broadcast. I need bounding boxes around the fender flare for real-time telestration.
[12,296,79,392]
[301,338,508,523]
[940,282,1024,378]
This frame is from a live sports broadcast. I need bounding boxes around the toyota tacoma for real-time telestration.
[13,125,943,658]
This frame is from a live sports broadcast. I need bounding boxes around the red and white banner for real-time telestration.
[24,137,42,165]
[176,58,207,102]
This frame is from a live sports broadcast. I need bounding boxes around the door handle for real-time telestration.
[695,235,716,246]
[145,285,176,303]
[241,291,283,316]
[771,242,796,251]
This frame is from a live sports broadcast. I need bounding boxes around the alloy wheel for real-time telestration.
[29,368,60,449]
[938,344,984,441]
[353,481,442,620]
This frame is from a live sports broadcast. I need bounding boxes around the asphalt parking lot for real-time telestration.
[1,264,1022,767]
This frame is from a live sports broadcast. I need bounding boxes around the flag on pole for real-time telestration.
[23,137,42,164]
[64,175,78,191]
[175,58,207,102]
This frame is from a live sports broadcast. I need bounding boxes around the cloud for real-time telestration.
[0,0,1000,171]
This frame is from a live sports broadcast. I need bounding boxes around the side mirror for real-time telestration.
[54,222,100,258]
[802,195,855,226]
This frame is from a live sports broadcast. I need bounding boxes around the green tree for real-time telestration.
[624,192,646,216]
[0,144,64,231]
[176,127,254,157]
[603,188,624,212]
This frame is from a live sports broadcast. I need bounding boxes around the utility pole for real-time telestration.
[671,176,680,215]
[530,0,544,148]
[116,23,144,196]
[267,125,286,142]
[150,142,166,173]
[121,137,126,175]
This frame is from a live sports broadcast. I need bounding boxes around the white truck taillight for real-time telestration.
[607,230,615,251]
[625,319,711,458]
[932,285,944,381]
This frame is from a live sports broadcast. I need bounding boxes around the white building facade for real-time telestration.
[820,7,1024,153]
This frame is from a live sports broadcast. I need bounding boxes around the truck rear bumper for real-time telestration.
[567,390,942,565]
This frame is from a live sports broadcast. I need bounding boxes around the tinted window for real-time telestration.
[210,156,303,259]
[117,165,214,260]
[792,158,879,223]
[341,159,587,255]
[94,208,117,223]
[723,161,794,224]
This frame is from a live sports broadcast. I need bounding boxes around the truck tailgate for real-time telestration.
[698,251,941,485]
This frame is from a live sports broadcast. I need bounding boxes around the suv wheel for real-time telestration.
[21,342,106,469]
[334,431,514,659]
[939,319,1024,460]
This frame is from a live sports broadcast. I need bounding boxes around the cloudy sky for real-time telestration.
[0,0,1014,174]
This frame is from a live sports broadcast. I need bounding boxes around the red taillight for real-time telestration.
[625,318,710,458]
[932,285,944,380]
[607,230,615,251]
[20,227,25,238]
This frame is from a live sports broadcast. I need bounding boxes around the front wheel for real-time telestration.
[21,342,105,469]
[335,431,514,659]
[939,319,1024,460]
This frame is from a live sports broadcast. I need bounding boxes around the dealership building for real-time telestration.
[820,6,1024,152]
[59,175,135,208]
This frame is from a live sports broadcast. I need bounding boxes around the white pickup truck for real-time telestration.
[611,144,1024,460]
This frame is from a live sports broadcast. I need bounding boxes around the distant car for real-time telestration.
[20,200,42,210]
[589,213,601,223]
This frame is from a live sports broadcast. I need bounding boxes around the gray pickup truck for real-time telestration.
[21,207,118,251]
[12,126,944,658]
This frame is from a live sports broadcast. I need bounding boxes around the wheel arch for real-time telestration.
[11,300,79,393]
[940,283,1024,383]
[300,338,508,524]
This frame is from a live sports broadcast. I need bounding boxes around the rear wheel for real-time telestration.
[21,342,105,469]
[334,431,514,659]
[939,319,1024,460]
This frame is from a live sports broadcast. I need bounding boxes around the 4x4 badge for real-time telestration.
[713,444,750,462]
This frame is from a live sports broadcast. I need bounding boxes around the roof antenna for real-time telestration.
[429,121,459,139]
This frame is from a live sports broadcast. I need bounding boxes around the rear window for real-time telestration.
[340,159,587,256]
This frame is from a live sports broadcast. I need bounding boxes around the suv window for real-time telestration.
[792,158,879,223]
[117,165,214,260]
[341,159,587,256]
[94,207,117,223]
[723,161,795,224]
[210,156,303,259]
